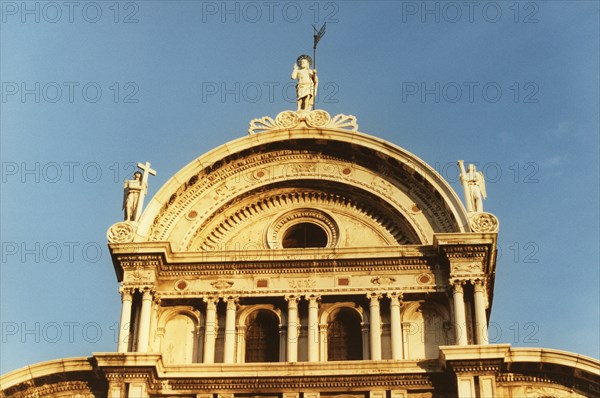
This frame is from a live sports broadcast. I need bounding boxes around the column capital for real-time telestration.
[401,322,413,331]
[449,279,467,292]
[367,292,383,302]
[387,292,403,303]
[203,296,219,309]
[118,286,133,299]
[224,295,239,307]
[140,287,155,299]
[285,295,300,305]
[472,278,486,291]
[305,294,321,302]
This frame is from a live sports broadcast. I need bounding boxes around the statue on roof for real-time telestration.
[291,54,318,112]
[123,161,156,222]
[458,160,487,213]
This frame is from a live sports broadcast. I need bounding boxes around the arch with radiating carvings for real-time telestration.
[134,128,470,250]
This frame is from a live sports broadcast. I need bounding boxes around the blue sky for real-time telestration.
[1,1,598,373]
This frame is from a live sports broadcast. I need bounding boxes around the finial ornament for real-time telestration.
[248,110,358,135]
[123,161,156,222]
[458,160,487,213]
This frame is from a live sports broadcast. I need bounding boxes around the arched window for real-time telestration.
[245,310,280,362]
[327,308,362,361]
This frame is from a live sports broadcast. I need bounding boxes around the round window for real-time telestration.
[282,222,328,248]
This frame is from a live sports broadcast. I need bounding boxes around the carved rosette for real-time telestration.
[248,110,358,134]
[306,109,330,127]
[107,222,136,243]
[275,111,300,128]
[469,212,499,233]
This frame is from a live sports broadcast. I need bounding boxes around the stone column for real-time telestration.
[388,292,403,360]
[451,280,468,346]
[286,295,300,362]
[137,288,153,352]
[117,287,133,353]
[318,324,328,361]
[401,322,411,359]
[307,295,320,362]
[368,293,382,360]
[473,280,488,345]
[223,296,237,363]
[203,297,218,363]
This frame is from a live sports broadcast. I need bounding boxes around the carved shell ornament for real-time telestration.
[469,212,499,233]
[107,221,136,243]
[248,110,358,135]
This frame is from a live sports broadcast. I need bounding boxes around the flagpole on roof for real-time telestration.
[312,22,326,110]
[312,22,326,70]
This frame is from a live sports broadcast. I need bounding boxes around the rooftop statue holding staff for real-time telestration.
[291,54,318,111]
[291,23,326,112]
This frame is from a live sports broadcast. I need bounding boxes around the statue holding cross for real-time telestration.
[123,161,156,222]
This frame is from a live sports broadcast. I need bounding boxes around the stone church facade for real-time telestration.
[1,110,598,397]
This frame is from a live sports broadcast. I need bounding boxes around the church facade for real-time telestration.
[1,109,598,397]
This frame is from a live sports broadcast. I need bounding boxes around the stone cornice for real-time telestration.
[108,242,444,279]
[154,286,444,300]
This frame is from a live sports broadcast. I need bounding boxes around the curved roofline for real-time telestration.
[0,356,93,390]
[2,347,598,392]
[135,128,470,240]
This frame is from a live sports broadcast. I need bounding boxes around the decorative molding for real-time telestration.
[156,259,434,278]
[107,221,136,243]
[416,273,433,285]
[268,208,339,250]
[174,279,188,291]
[248,110,358,135]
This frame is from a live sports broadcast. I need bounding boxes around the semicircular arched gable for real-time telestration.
[136,130,469,247]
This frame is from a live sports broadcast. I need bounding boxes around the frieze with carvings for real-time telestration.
[450,261,483,274]
[210,279,234,289]
[124,270,153,283]
[288,279,317,289]
[370,276,397,285]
